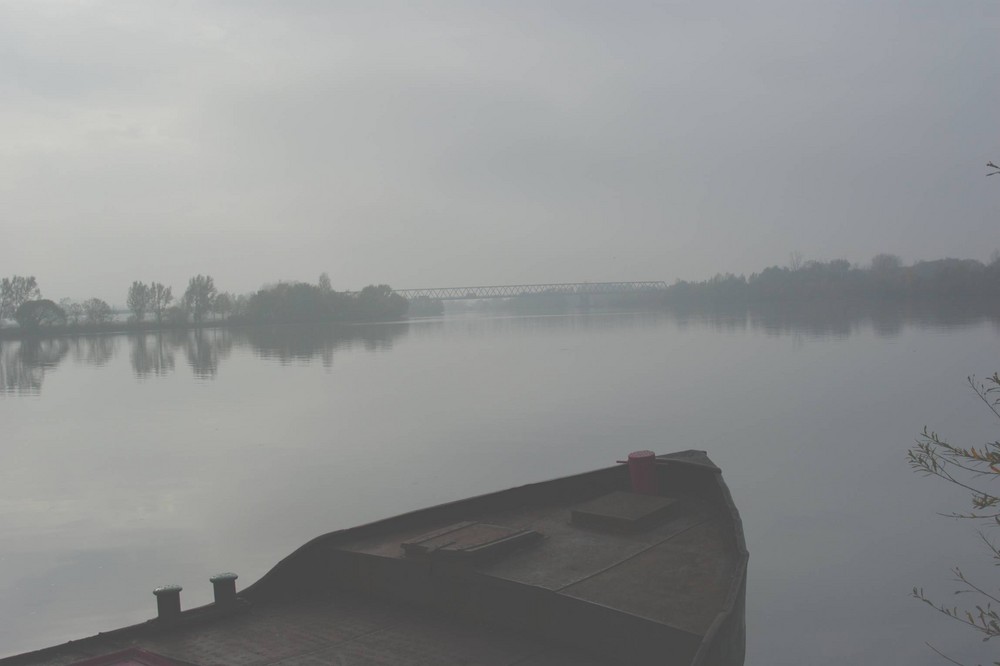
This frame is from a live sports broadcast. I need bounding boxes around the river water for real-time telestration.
[1,307,999,664]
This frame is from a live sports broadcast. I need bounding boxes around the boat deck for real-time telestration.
[9,594,607,666]
[338,489,733,636]
[4,451,747,666]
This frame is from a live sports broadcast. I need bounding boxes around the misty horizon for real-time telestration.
[7,250,999,308]
[3,2,1000,664]
[2,2,997,303]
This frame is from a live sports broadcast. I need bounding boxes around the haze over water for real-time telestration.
[1,308,997,664]
[3,1,999,663]
[2,2,997,303]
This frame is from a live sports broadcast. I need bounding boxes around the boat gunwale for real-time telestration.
[686,453,749,666]
[243,449,748,660]
[2,451,748,666]
[243,450,741,602]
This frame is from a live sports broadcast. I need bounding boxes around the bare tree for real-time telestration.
[83,298,112,324]
[0,276,41,320]
[58,298,84,324]
[149,282,173,324]
[126,281,151,322]
[183,275,217,322]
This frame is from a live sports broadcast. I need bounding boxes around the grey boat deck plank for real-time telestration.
[338,488,726,635]
[12,596,609,666]
[482,496,717,592]
[560,519,737,635]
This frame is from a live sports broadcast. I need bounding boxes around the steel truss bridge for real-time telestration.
[395,281,668,301]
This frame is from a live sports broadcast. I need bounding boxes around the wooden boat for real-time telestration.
[3,450,747,666]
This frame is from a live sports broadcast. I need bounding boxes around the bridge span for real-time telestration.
[395,281,668,301]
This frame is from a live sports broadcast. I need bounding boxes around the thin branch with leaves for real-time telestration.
[908,373,1000,665]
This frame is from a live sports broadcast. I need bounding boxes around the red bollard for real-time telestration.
[627,450,658,495]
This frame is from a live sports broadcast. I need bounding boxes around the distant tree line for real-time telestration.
[237,280,407,324]
[0,272,423,338]
[663,254,1000,307]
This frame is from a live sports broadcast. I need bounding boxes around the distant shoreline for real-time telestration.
[5,255,999,341]
[4,293,999,343]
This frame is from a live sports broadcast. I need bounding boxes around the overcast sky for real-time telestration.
[2,1,998,302]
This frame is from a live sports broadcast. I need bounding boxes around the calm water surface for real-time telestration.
[2,308,999,664]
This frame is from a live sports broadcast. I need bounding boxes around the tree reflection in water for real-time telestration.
[131,324,404,378]
[129,334,176,378]
[3,305,998,397]
[243,323,407,367]
[183,329,233,379]
[0,338,70,394]
[70,337,117,366]
[667,300,1000,339]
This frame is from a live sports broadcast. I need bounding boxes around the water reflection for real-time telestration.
[70,336,117,367]
[0,324,415,394]
[2,304,999,395]
[244,323,405,365]
[0,338,70,395]
[129,334,176,378]
[183,329,233,379]
[668,300,1000,338]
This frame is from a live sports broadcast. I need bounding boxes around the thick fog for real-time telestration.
[2,1,998,302]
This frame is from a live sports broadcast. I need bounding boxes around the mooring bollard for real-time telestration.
[153,584,183,621]
[210,572,239,606]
